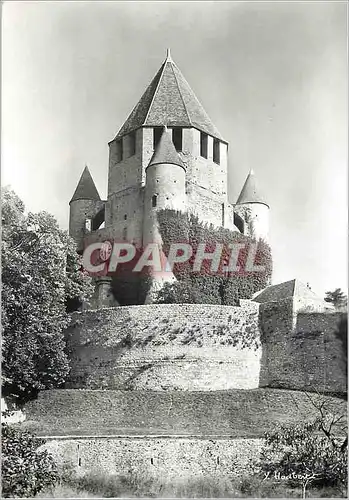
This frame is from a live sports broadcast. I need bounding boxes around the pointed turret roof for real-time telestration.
[236,169,269,207]
[70,166,101,203]
[114,49,224,141]
[147,127,185,169]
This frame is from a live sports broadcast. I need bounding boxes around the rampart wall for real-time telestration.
[259,298,347,394]
[65,300,346,394]
[42,436,262,480]
[65,302,261,391]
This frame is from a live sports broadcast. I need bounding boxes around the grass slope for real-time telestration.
[22,388,346,438]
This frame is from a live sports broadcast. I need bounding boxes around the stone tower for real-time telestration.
[142,126,187,301]
[69,49,270,305]
[69,166,105,252]
[104,48,231,244]
[234,169,270,241]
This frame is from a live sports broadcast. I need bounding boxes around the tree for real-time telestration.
[259,394,347,498]
[324,288,347,311]
[2,188,93,404]
[2,422,58,497]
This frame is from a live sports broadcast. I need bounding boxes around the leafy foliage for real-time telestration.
[2,188,93,402]
[156,279,222,305]
[2,422,58,497]
[155,209,272,305]
[324,288,347,311]
[259,395,348,497]
[104,209,272,305]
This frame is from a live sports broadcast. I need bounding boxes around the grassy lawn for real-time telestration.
[37,474,346,498]
[22,388,346,438]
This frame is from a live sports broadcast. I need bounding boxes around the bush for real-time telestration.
[155,209,272,305]
[36,484,99,498]
[156,279,222,305]
[259,415,347,498]
[1,422,58,497]
[104,209,272,306]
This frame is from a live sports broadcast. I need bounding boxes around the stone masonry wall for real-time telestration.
[69,199,106,252]
[259,298,347,394]
[65,303,261,391]
[42,436,263,481]
[187,184,225,228]
[180,128,228,197]
[107,128,144,197]
[65,299,346,394]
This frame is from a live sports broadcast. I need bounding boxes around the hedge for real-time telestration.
[155,209,272,305]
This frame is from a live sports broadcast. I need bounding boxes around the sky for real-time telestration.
[2,1,348,297]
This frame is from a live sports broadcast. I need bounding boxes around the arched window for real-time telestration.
[200,132,208,158]
[152,195,158,208]
[234,212,244,234]
[84,218,92,233]
[172,127,183,151]
[129,131,136,157]
[153,127,162,149]
[115,138,123,163]
[213,138,220,164]
[92,207,105,231]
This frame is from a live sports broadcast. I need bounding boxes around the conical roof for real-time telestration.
[70,166,101,203]
[115,49,224,141]
[236,169,269,207]
[147,127,185,169]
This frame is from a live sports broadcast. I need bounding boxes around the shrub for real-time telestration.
[1,422,58,497]
[156,279,222,305]
[36,484,99,498]
[155,209,272,305]
[259,415,347,498]
[103,209,272,305]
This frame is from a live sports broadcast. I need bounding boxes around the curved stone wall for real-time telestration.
[65,302,261,391]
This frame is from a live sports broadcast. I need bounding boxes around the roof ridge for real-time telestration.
[172,64,224,140]
[114,52,225,141]
[144,60,167,126]
[70,166,101,203]
[170,61,191,125]
[236,170,269,207]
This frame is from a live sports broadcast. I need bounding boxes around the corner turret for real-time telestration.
[234,169,270,241]
[143,127,186,245]
[69,166,105,252]
[143,127,187,302]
